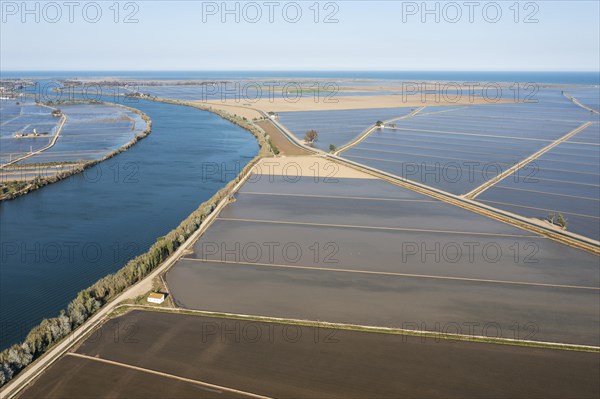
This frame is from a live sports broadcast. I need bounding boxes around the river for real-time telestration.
[0,96,258,349]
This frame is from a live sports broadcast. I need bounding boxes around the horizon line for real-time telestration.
[2,69,599,73]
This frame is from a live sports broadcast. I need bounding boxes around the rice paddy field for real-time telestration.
[0,99,60,164]
[166,158,600,347]
[339,89,598,195]
[17,310,600,399]
[277,107,418,151]
[14,102,147,165]
[477,122,600,240]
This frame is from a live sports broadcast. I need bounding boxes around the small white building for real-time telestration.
[147,292,166,304]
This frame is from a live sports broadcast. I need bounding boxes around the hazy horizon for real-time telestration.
[2,1,599,71]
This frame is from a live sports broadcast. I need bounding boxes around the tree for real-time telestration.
[375,121,384,128]
[388,123,397,128]
[329,144,337,152]
[548,212,568,229]
[304,129,318,143]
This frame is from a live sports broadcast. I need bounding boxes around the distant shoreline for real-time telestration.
[2,71,599,86]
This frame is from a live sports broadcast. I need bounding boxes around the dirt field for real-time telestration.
[204,94,511,114]
[17,355,246,399]
[201,101,264,120]
[255,120,312,156]
[17,310,600,399]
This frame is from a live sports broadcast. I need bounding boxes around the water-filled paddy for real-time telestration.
[167,171,599,346]
[0,99,60,158]
[341,154,498,194]
[477,127,600,240]
[220,193,527,235]
[277,107,416,150]
[169,259,599,346]
[568,123,600,145]
[340,89,597,195]
[14,102,147,164]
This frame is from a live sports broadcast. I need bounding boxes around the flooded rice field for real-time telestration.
[167,159,599,346]
[478,123,600,240]
[339,89,598,196]
[0,99,59,161]
[277,107,416,150]
[15,102,147,165]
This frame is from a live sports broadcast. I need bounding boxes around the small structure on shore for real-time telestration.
[147,292,166,304]
[15,129,48,138]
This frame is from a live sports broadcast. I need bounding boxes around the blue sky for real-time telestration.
[1,1,599,71]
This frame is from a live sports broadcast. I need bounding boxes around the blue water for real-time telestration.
[0,97,258,349]
[2,71,599,85]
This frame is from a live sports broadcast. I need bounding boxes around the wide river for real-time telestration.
[0,97,258,349]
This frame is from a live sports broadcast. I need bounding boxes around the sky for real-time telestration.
[1,1,599,71]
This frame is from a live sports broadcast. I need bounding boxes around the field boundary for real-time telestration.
[464,121,594,199]
[334,106,426,155]
[563,92,600,114]
[109,305,600,353]
[325,154,600,254]
[66,353,272,399]
[182,258,600,291]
